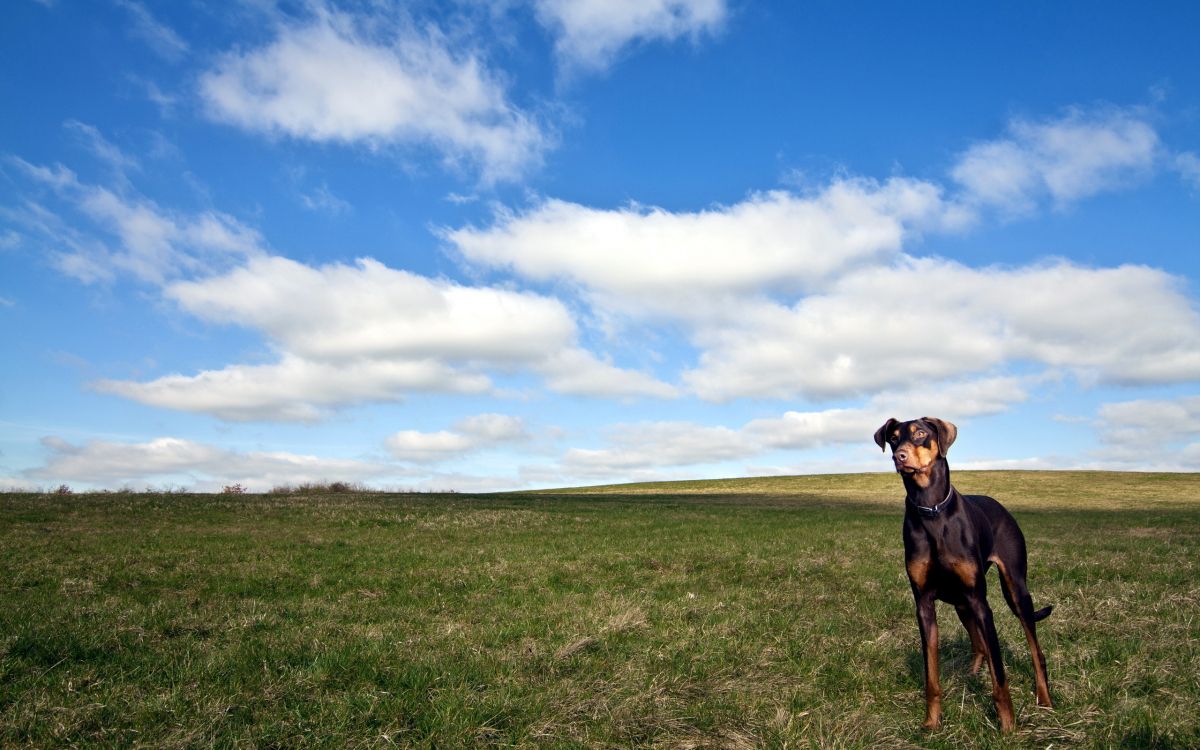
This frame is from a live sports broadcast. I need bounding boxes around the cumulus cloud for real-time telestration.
[386,413,529,462]
[26,436,397,491]
[167,256,577,362]
[199,11,547,182]
[445,143,1200,403]
[951,108,1160,212]
[446,177,961,319]
[99,255,676,420]
[685,258,1200,401]
[532,0,727,71]
[7,157,676,419]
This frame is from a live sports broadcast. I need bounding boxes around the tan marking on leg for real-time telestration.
[994,684,1015,732]
[950,559,979,587]
[907,557,930,589]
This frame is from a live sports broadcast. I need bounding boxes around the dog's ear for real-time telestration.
[921,417,957,456]
[874,418,900,451]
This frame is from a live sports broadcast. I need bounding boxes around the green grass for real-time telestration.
[2,472,1199,748]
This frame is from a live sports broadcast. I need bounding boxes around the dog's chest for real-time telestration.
[907,523,988,594]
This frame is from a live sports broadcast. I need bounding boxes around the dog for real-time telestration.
[874,417,1053,732]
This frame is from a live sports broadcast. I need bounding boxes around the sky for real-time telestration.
[2,0,1200,492]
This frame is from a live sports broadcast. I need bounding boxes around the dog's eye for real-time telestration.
[914,430,926,439]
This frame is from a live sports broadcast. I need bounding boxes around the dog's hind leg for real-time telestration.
[993,556,1053,708]
[955,604,988,675]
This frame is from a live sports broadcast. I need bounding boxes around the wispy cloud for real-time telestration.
[64,120,139,177]
[1175,152,1200,191]
[299,183,351,215]
[7,159,264,284]
[115,0,189,62]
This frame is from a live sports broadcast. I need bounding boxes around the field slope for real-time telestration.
[2,471,1198,748]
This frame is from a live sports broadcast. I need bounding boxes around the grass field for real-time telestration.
[2,472,1198,748]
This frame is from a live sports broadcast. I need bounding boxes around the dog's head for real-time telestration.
[873,417,957,477]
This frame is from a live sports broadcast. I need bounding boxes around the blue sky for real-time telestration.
[2,0,1200,491]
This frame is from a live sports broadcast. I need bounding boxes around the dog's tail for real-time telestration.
[1033,605,1053,622]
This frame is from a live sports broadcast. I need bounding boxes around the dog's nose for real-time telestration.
[895,450,908,462]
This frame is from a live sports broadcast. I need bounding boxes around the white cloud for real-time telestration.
[533,0,727,71]
[386,413,529,463]
[684,258,1200,401]
[446,133,1199,403]
[561,421,754,477]
[749,377,1030,450]
[446,178,960,319]
[99,255,676,420]
[95,355,492,422]
[1090,395,1200,470]
[8,161,264,284]
[7,157,676,418]
[538,348,679,398]
[951,108,1160,212]
[166,256,577,362]
[77,188,264,283]
[1097,395,1200,447]
[26,435,396,491]
[548,375,1028,478]
[199,12,548,182]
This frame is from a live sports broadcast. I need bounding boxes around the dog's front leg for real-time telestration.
[915,592,941,729]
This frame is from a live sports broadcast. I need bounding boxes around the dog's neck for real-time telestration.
[902,456,952,509]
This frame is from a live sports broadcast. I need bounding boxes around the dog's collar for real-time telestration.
[908,486,955,518]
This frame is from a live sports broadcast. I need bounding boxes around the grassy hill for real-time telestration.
[2,472,1198,748]
[528,470,1200,510]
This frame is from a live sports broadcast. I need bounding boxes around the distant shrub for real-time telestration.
[54,484,73,495]
[221,483,247,495]
[268,481,375,495]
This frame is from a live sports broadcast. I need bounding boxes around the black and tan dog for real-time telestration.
[874,417,1052,732]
